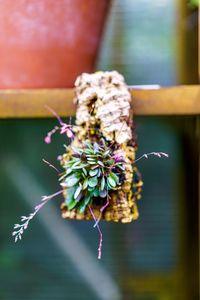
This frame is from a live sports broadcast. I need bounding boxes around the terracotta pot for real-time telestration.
[0,0,110,88]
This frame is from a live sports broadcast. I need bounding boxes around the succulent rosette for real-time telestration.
[60,140,125,214]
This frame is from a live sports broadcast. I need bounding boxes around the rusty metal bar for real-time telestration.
[0,85,199,118]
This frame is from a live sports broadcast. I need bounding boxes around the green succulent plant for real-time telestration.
[60,140,125,213]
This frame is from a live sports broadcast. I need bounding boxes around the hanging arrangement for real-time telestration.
[12,71,168,259]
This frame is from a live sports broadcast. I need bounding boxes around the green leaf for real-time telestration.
[68,199,77,210]
[90,165,98,170]
[72,163,88,169]
[117,164,125,171]
[89,169,99,177]
[65,174,80,187]
[83,178,88,190]
[93,189,99,197]
[88,161,97,165]
[98,161,104,167]
[86,154,97,158]
[84,141,93,149]
[107,176,116,188]
[99,190,107,198]
[85,149,93,155]
[74,184,82,200]
[71,161,81,169]
[108,159,114,165]
[59,173,68,181]
[88,186,95,192]
[85,194,92,205]
[100,176,105,191]
[87,155,96,160]
[82,168,87,176]
[66,167,73,175]
[65,186,76,205]
[78,200,87,213]
[103,150,110,156]
[78,193,92,213]
[88,177,98,188]
[110,172,119,184]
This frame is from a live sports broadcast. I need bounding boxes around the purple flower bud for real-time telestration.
[44,136,51,144]
[66,128,74,138]
[113,152,124,162]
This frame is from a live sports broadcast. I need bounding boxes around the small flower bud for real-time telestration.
[44,136,51,144]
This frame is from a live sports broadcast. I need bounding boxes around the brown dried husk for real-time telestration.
[61,71,143,223]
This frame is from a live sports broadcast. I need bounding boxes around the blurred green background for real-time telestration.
[0,1,199,299]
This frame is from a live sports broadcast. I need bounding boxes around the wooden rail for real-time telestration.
[0,85,199,118]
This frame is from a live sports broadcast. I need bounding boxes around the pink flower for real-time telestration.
[60,124,74,138]
[113,152,124,162]
[44,136,51,144]
[44,106,74,144]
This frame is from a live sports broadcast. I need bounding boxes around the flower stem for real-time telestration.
[89,206,103,260]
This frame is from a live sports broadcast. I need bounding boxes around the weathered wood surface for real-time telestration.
[0,85,199,118]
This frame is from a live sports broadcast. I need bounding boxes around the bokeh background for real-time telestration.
[0,1,199,299]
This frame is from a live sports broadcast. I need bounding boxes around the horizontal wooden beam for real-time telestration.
[0,85,199,118]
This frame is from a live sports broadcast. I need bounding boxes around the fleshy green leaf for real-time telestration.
[110,172,119,184]
[83,178,88,190]
[74,184,82,200]
[65,174,80,187]
[66,167,73,175]
[82,168,87,176]
[117,164,125,171]
[65,186,76,205]
[108,159,114,165]
[71,161,81,168]
[97,169,101,177]
[89,169,99,177]
[87,161,97,165]
[72,164,88,170]
[90,165,98,170]
[68,199,77,210]
[98,161,104,167]
[78,200,87,213]
[93,189,99,197]
[99,190,107,198]
[88,177,98,187]
[100,177,105,191]
[107,176,116,188]
[103,150,110,156]
[88,186,95,192]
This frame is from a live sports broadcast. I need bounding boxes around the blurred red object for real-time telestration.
[0,0,110,88]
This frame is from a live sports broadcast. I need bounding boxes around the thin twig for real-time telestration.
[89,206,103,260]
[94,188,110,228]
[45,105,64,125]
[12,190,63,242]
[134,152,169,163]
[42,159,60,173]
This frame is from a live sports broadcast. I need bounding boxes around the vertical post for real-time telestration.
[198,6,200,298]
[177,0,198,84]
[199,6,200,80]
[177,1,199,299]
